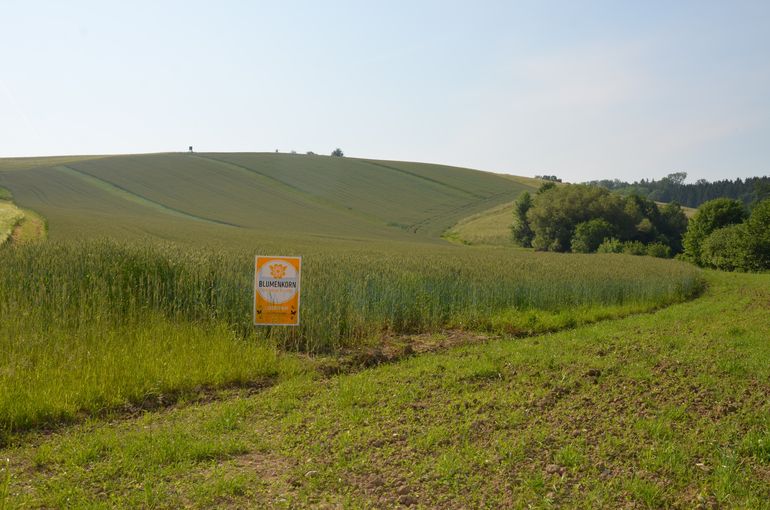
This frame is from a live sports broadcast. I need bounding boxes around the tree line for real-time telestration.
[585,172,770,208]
[512,183,688,258]
[512,182,770,271]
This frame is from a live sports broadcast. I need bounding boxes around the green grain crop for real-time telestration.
[0,153,705,436]
[0,239,703,435]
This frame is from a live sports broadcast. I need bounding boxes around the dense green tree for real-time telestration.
[701,224,751,271]
[753,182,770,206]
[331,148,344,157]
[665,172,688,185]
[744,199,770,270]
[527,185,619,252]
[510,191,534,247]
[619,195,652,241]
[691,199,770,272]
[657,202,689,254]
[571,219,615,253]
[682,198,747,265]
[521,184,684,256]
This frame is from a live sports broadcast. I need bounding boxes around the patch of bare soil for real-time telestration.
[316,330,499,376]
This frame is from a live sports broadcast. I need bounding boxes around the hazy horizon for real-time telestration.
[2,0,769,183]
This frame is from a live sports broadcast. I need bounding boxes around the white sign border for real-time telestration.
[254,255,302,327]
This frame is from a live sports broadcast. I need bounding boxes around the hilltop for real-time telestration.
[0,153,539,245]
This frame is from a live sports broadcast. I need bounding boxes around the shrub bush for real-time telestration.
[597,238,624,254]
[622,241,648,256]
[646,242,672,259]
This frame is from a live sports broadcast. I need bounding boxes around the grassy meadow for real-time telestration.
[1,271,768,508]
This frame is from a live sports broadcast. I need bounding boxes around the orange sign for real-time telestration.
[254,256,302,326]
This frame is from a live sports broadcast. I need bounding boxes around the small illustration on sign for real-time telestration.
[254,255,301,326]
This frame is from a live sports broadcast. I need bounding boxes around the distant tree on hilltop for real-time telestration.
[331,148,344,157]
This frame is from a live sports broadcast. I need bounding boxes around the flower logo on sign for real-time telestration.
[270,264,287,279]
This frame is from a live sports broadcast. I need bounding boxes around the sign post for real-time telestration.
[254,256,302,326]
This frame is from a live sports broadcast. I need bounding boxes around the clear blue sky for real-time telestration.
[2,0,769,182]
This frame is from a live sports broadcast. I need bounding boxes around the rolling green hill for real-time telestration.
[0,153,538,245]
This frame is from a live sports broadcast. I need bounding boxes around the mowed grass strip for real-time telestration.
[0,188,45,246]
[1,271,768,508]
[444,200,519,246]
[0,201,24,245]
[7,208,46,245]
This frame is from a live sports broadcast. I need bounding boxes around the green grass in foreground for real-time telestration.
[1,270,768,508]
[0,313,307,436]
